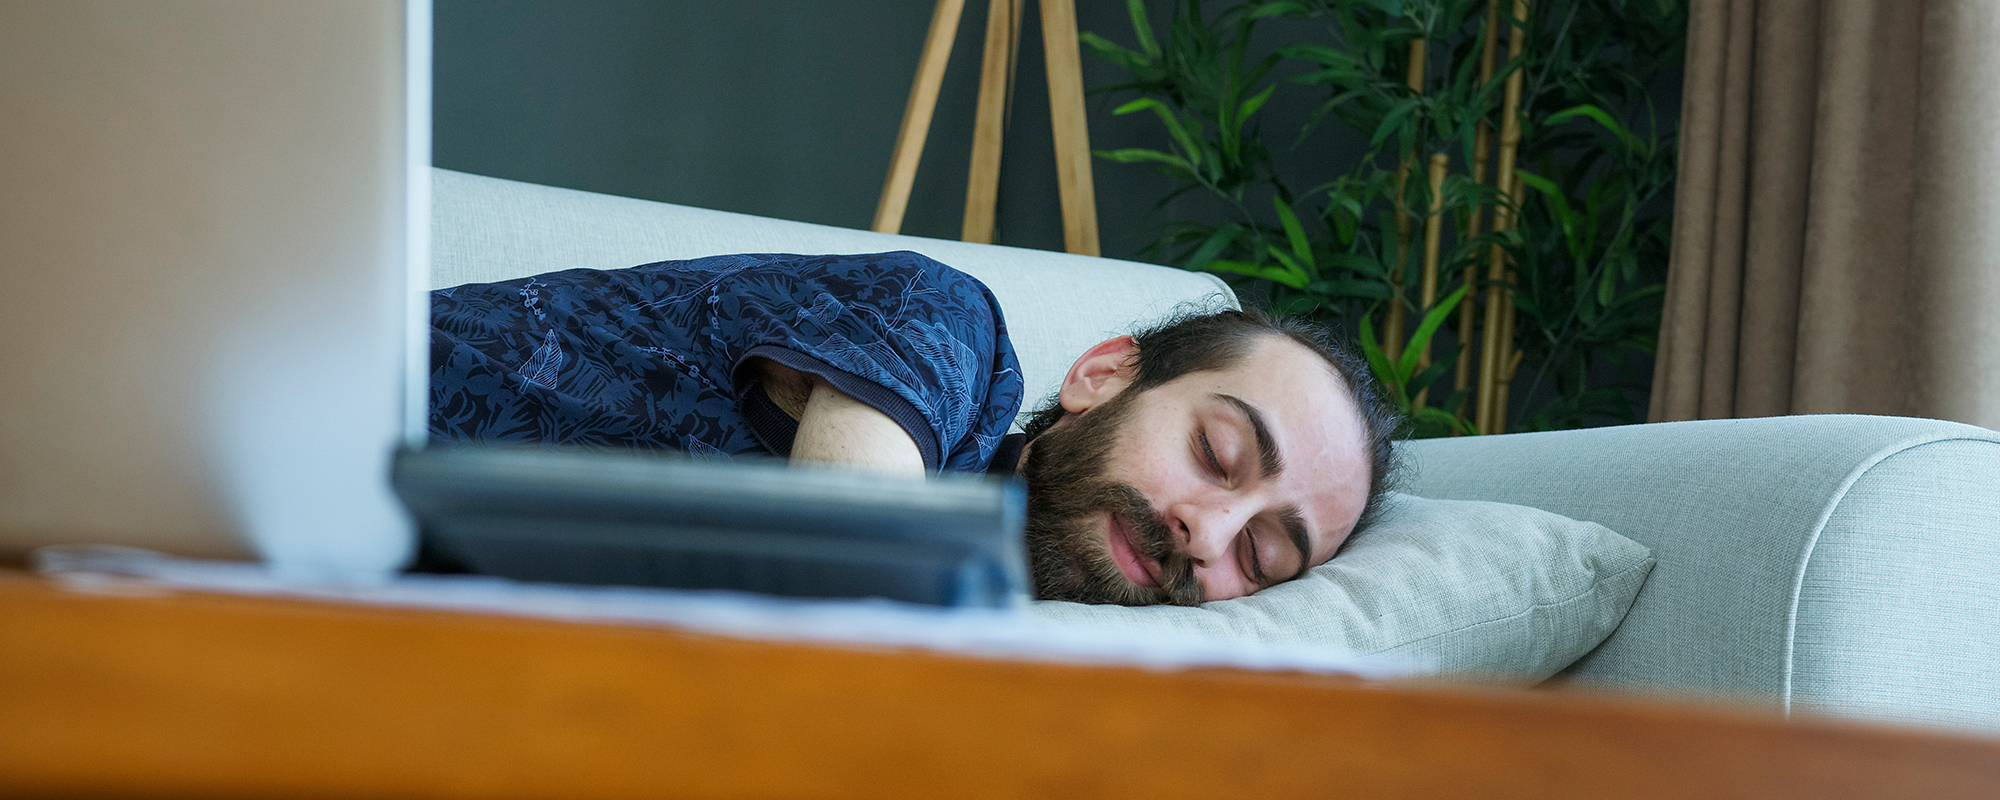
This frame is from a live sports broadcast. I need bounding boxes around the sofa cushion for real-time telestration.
[1025,492,1654,681]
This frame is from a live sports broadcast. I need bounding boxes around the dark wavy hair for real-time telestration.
[1021,307,1405,538]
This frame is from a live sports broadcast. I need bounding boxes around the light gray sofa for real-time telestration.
[431,168,2000,734]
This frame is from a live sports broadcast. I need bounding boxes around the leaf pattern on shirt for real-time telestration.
[520,329,565,389]
[427,251,1024,473]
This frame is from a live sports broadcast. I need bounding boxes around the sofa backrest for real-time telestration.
[430,168,1237,426]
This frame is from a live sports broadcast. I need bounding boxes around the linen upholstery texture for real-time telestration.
[1025,493,1654,682]
[431,168,1234,428]
[1793,439,2000,731]
[1402,415,2000,732]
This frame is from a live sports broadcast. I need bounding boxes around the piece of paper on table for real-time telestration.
[33,544,1419,680]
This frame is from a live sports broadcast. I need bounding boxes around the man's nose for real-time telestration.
[1171,499,1243,568]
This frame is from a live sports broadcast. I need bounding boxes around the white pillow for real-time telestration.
[1024,492,1654,681]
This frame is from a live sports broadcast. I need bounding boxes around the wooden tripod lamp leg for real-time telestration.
[1038,0,1100,256]
[873,0,967,235]
[962,0,1018,244]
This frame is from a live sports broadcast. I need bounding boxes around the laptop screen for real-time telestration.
[0,0,431,581]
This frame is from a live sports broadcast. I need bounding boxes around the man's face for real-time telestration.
[1021,335,1371,606]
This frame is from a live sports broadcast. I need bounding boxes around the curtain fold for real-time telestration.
[1652,0,2000,430]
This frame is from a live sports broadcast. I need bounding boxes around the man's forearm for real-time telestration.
[750,357,922,476]
[790,378,924,477]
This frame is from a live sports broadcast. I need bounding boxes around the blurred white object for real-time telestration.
[0,0,430,581]
[32,544,1415,678]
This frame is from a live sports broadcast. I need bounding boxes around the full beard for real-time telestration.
[1018,389,1202,606]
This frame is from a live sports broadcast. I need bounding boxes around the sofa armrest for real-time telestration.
[1399,415,2000,733]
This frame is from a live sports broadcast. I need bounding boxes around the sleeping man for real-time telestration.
[429,251,1402,607]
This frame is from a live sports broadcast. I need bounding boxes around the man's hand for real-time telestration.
[751,358,923,477]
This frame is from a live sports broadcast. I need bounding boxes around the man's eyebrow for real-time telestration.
[1215,393,1283,480]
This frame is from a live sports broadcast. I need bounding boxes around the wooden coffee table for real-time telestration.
[2,568,1995,799]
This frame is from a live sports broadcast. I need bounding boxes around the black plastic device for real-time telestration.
[392,445,1028,608]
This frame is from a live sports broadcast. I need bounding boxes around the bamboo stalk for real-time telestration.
[1414,152,1447,410]
[1497,347,1524,434]
[1457,0,1503,404]
[1385,37,1427,364]
[1416,156,1448,316]
[1491,179,1527,434]
[1420,154,1447,312]
[1475,0,1527,435]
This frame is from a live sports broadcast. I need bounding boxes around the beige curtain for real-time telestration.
[1651,0,2000,430]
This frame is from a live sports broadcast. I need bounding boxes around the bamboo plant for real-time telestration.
[1084,0,1684,436]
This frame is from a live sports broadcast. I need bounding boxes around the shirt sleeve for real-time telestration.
[720,251,1025,473]
[427,251,1024,474]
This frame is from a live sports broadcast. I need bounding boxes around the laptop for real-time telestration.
[0,0,429,581]
[0,1,1025,605]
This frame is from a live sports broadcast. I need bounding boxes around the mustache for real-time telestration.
[1018,386,1202,607]
[1098,482,1201,606]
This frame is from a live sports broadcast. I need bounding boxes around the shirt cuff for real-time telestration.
[733,344,942,472]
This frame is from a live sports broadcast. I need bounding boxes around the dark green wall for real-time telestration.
[434,0,1185,262]
[434,1,1677,272]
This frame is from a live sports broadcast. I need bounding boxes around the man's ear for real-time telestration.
[1057,335,1139,414]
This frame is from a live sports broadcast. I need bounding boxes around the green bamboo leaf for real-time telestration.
[1406,345,1464,396]
[1274,293,1323,316]
[1112,98,1204,168]
[1515,169,1583,265]
[1250,1,1312,20]
[1271,196,1315,271]
[1356,312,1402,396]
[1243,49,1282,89]
[1279,43,1359,70]
[1125,0,1160,58]
[1607,284,1666,309]
[1293,67,1370,92]
[1078,32,1148,72]
[1371,97,1421,150]
[1306,279,1394,300]
[1094,147,1186,166]
[1396,284,1467,379]
[1203,259,1309,289]
[1545,103,1647,156]
[1182,223,1244,272]
[1330,207,1359,247]
[1585,180,1610,256]
[1238,83,1278,122]
[1615,247,1640,285]
[1412,406,1477,436]
[1092,148,1197,180]
[1362,0,1405,18]
[1327,191,1368,223]
[1576,297,1603,327]
[1202,259,1271,280]
[1264,246,1313,287]
[1510,290,1542,320]
[1324,251,1389,277]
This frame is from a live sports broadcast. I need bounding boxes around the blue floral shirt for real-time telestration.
[428,251,1025,474]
